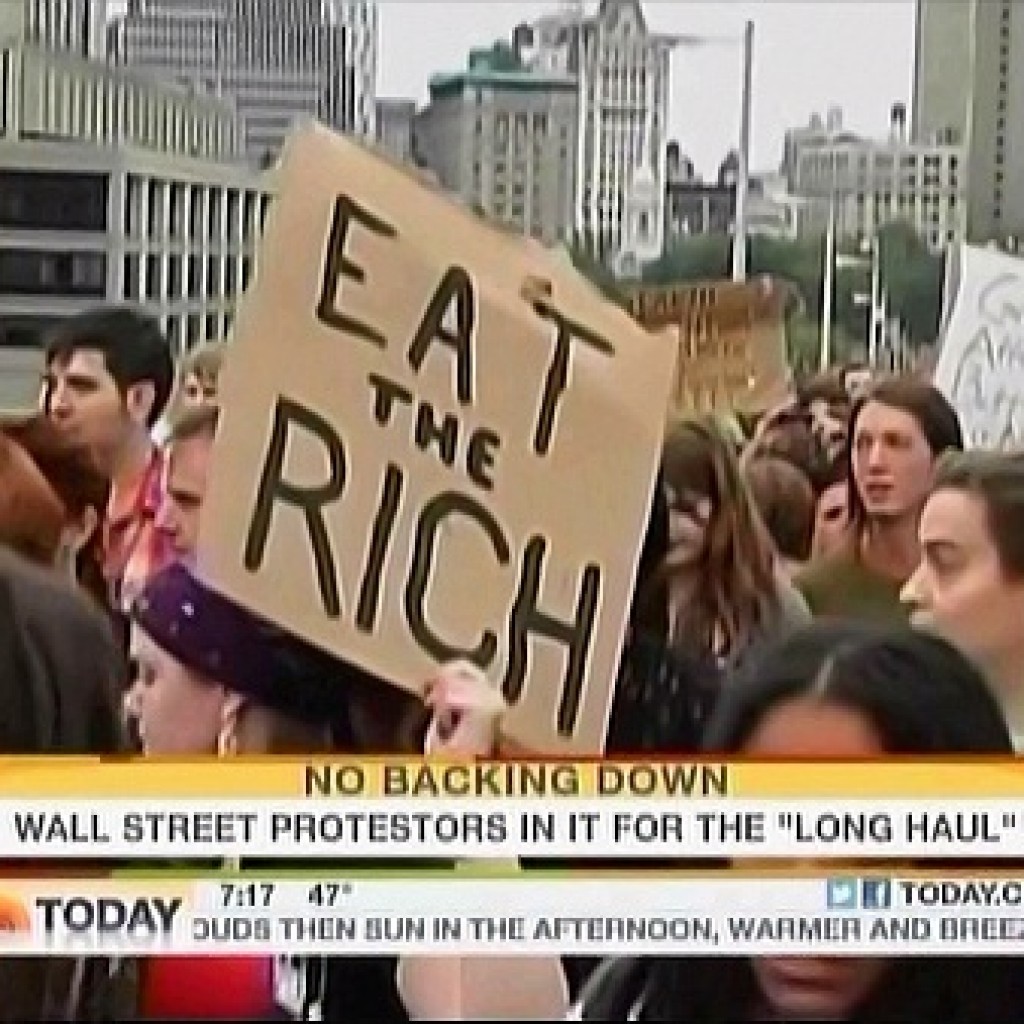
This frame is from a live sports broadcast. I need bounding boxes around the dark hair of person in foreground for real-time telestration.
[0,548,135,1020]
[580,621,1023,1023]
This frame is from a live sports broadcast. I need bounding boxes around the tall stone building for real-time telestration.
[415,44,578,246]
[108,0,378,158]
[513,0,678,261]
[914,0,1023,243]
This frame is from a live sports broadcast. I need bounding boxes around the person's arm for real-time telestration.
[396,663,570,1020]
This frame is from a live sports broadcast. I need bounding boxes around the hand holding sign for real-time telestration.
[423,661,507,758]
[201,126,674,754]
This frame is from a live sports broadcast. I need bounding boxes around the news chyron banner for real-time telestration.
[1,876,1024,956]
[1,759,1024,859]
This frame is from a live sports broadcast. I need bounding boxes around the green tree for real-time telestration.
[567,224,943,361]
[876,221,944,346]
[642,234,729,283]
[565,242,629,308]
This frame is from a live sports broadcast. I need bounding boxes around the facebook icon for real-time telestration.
[861,879,892,909]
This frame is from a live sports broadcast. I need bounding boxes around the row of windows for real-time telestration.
[163,309,233,356]
[124,176,270,245]
[122,253,252,302]
[801,152,959,175]
[0,247,255,304]
[28,64,238,159]
[0,171,108,231]
[0,301,235,353]
[0,249,105,297]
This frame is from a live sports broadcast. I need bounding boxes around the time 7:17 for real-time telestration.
[219,882,276,908]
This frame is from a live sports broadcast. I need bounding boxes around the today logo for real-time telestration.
[34,896,182,935]
[0,894,31,933]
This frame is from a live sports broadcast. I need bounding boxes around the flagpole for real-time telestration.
[868,234,881,367]
[731,20,754,283]
[819,196,835,370]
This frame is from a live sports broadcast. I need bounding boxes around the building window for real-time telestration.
[187,256,202,298]
[168,255,182,298]
[206,256,220,296]
[146,255,161,299]
[123,255,140,299]
[0,172,108,231]
[0,249,106,296]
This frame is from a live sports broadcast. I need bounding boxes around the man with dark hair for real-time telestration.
[796,377,963,622]
[41,306,174,609]
[903,450,1024,747]
[154,403,219,563]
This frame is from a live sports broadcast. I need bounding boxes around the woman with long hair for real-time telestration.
[401,623,1024,1022]
[574,622,1023,1022]
[645,416,808,672]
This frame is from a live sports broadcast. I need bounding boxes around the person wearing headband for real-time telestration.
[129,561,364,756]
[129,561,433,1022]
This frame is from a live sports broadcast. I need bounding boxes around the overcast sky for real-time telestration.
[378,1,916,177]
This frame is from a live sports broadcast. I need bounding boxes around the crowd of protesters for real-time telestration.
[2,303,1024,1021]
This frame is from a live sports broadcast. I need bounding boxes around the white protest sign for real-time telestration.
[934,243,1024,448]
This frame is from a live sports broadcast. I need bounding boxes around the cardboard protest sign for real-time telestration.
[201,125,675,755]
[934,243,1024,448]
[627,277,791,413]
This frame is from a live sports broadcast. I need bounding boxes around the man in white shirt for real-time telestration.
[902,450,1024,747]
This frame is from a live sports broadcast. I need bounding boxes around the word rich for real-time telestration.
[244,194,619,737]
[36,897,181,935]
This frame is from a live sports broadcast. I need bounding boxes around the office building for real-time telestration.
[0,38,272,358]
[664,143,736,241]
[375,97,416,163]
[787,105,966,253]
[108,0,378,158]
[781,106,844,194]
[513,0,678,262]
[415,44,578,246]
[18,0,106,58]
[913,0,1023,242]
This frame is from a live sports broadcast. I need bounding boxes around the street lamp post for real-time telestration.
[732,20,754,283]
[676,24,754,282]
[820,197,836,370]
[867,234,883,367]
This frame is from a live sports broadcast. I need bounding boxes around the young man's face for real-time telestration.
[904,487,1024,690]
[851,401,934,525]
[43,348,154,462]
[44,349,126,454]
[155,433,213,559]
